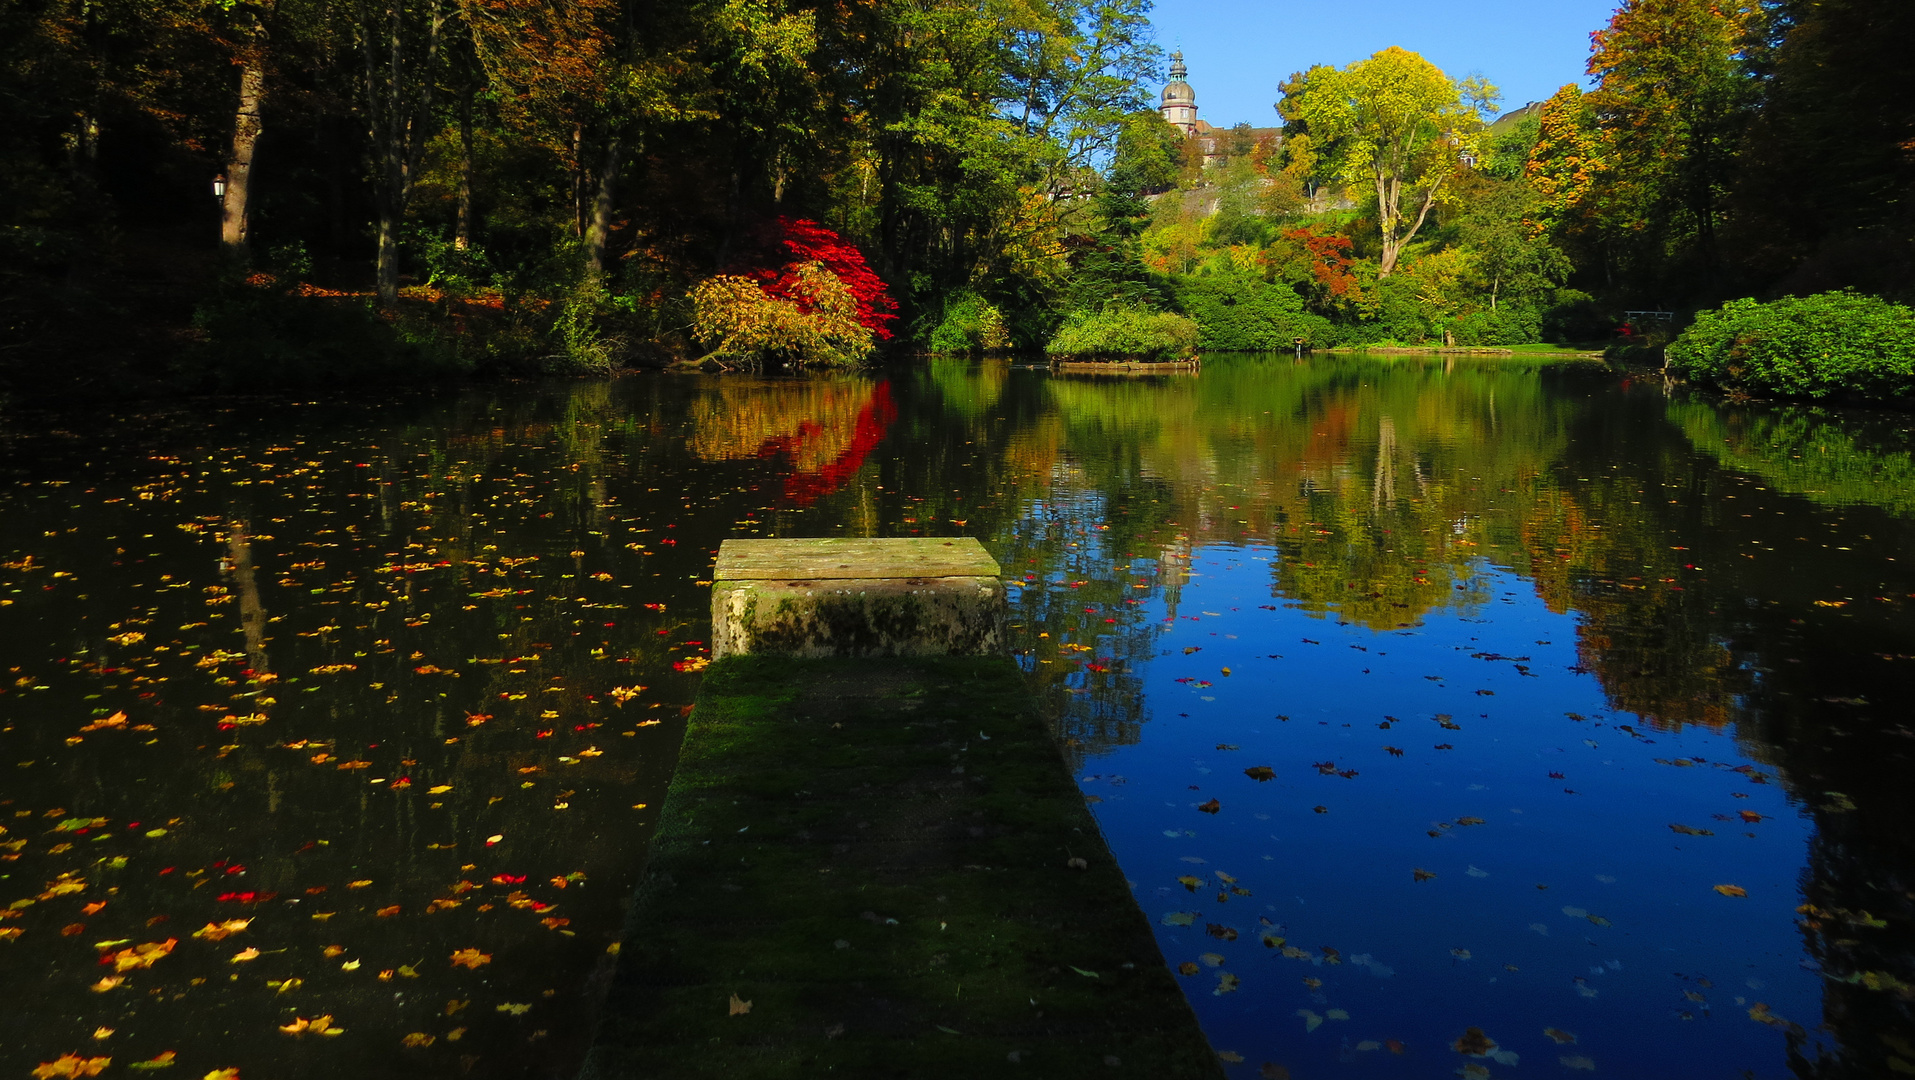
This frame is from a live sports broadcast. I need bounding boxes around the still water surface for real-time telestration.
[2,357,1912,1079]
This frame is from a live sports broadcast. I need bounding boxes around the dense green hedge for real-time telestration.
[1169,275,1338,350]
[1666,290,1915,401]
[1046,307,1200,360]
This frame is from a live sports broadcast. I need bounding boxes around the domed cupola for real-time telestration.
[1160,51,1198,133]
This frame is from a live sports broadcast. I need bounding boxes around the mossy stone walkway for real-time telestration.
[579,655,1224,1079]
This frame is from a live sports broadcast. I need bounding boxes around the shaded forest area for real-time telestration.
[1,0,1911,396]
[0,0,1157,394]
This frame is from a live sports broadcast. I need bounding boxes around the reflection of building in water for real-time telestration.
[687,378,897,505]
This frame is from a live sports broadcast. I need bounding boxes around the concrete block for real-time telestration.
[710,538,1006,659]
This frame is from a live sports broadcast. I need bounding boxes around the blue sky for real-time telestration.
[1148,0,1625,127]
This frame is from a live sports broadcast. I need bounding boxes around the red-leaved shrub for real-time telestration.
[732,217,898,341]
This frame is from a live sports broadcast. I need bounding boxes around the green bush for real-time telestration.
[1365,276,1438,345]
[1541,289,1613,343]
[1452,305,1543,347]
[1666,290,1915,401]
[927,291,1010,353]
[1046,307,1200,360]
[1170,275,1337,350]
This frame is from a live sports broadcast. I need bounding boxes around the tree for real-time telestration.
[1453,176,1571,312]
[1279,47,1495,276]
[1733,0,1915,298]
[1525,84,1608,238]
[1585,0,1763,286]
[347,0,460,308]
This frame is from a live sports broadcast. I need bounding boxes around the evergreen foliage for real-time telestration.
[1170,275,1337,350]
[1666,291,1915,401]
[1046,308,1200,361]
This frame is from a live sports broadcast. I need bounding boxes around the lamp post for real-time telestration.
[213,174,227,201]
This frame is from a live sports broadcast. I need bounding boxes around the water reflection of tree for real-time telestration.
[1673,396,1915,520]
[685,376,896,505]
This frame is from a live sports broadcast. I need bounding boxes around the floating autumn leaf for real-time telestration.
[1669,823,1715,836]
[1244,766,1275,782]
[127,1050,176,1070]
[230,947,260,963]
[1714,884,1748,898]
[103,939,177,972]
[374,905,401,917]
[449,948,491,969]
[1543,1027,1577,1044]
[1177,961,1199,976]
[1413,868,1436,882]
[81,902,107,916]
[400,1033,434,1048]
[1197,799,1221,814]
[192,920,251,941]
[32,1055,111,1079]
[728,994,752,1016]
[1177,875,1203,891]
[1218,1051,1243,1063]
[1451,1027,1498,1056]
[279,1016,343,1037]
[89,976,123,992]
[79,712,129,732]
[1213,972,1241,995]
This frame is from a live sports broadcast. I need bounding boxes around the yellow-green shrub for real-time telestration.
[689,261,874,367]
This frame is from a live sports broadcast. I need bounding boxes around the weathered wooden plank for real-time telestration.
[714,537,1001,582]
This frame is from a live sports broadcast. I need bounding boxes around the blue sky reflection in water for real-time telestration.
[1050,551,1817,1076]
[1,355,1913,1078]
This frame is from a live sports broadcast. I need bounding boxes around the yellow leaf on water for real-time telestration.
[401,1033,434,1048]
[428,785,452,795]
[202,1070,240,1080]
[33,1056,112,1079]
[496,1003,532,1015]
[1543,1027,1577,1044]
[449,948,491,969]
[192,920,251,941]
[728,994,752,1016]
[127,1050,176,1070]
[230,948,260,963]
[1218,1051,1244,1063]
[1714,884,1748,898]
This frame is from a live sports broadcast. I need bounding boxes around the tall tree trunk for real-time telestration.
[572,124,586,238]
[362,0,444,309]
[585,134,620,278]
[222,58,267,255]
[454,83,475,250]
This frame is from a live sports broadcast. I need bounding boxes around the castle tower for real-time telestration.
[1161,51,1197,134]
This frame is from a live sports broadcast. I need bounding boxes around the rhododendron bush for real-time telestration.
[689,219,897,367]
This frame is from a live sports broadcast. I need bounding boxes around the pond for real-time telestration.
[1,355,1912,1079]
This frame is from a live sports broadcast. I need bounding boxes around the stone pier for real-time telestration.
[580,539,1223,1079]
[710,538,1007,660]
